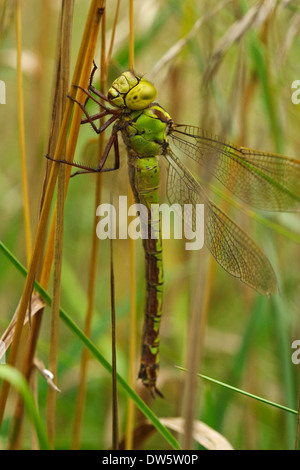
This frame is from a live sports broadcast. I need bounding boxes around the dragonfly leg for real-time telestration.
[80,110,108,124]
[45,154,98,173]
[70,127,120,176]
[71,84,112,112]
[85,62,110,103]
[89,114,120,134]
[67,93,115,133]
[88,60,99,89]
[154,387,164,398]
[45,127,120,175]
[89,83,111,104]
[81,110,108,124]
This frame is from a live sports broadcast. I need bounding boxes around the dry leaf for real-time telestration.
[159,417,234,450]
[0,293,46,361]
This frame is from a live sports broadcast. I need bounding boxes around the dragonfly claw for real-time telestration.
[71,83,87,93]
[147,385,164,399]
[153,387,164,399]
[66,93,79,103]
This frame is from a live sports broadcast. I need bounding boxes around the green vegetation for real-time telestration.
[0,0,299,450]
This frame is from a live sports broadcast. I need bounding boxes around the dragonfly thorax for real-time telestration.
[108,71,157,111]
[119,104,172,158]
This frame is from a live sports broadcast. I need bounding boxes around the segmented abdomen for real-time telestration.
[127,151,164,395]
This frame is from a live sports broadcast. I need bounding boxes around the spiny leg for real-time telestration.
[46,75,121,173]
[81,110,108,125]
[46,123,120,175]
[70,128,120,176]
[81,113,119,133]
[87,60,98,93]
[67,92,118,135]
[86,61,111,105]
[70,84,111,112]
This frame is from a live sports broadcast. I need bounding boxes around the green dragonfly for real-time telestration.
[48,64,300,396]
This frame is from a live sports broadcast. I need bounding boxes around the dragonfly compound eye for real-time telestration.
[125,79,157,111]
[107,71,139,108]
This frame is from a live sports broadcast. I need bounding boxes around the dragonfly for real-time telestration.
[48,63,300,396]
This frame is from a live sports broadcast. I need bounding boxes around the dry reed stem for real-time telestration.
[0,0,104,431]
[181,250,204,450]
[39,0,105,291]
[181,254,217,449]
[105,0,120,71]
[71,171,105,448]
[125,0,136,451]
[126,219,137,451]
[46,0,73,446]
[47,165,66,446]
[16,0,32,264]
[71,4,108,450]
[110,194,119,450]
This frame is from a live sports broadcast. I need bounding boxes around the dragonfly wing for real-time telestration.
[165,149,277,296]
[170,125,300,212]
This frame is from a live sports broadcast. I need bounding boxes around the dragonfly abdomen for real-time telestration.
[127,151,164,395]
[120,104,171,394]
[139,241,163,395]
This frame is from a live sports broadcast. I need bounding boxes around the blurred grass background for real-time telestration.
[0,0,300,450]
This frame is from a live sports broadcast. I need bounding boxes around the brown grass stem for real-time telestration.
[8,1,74,449]
[110,193,119,450]
[0,0,104,431]
[46,0,73,446]
[71,6,107,449]
[46,164,66,446]
[16,0,32,264]
[105,0,120,71]
[125,0,136,451]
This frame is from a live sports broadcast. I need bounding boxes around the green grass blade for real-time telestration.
[0,365,50,450]
[0,240,181,450]
[240,0,283,154]
[272,295,298,448]
[176,366,297,415]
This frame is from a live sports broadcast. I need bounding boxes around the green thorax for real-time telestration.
[120,104,172,158]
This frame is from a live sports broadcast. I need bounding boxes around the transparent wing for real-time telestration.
[165,149,277,296]
[170,125,300,212]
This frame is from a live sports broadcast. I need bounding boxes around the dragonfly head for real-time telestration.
[107,71,157,111]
